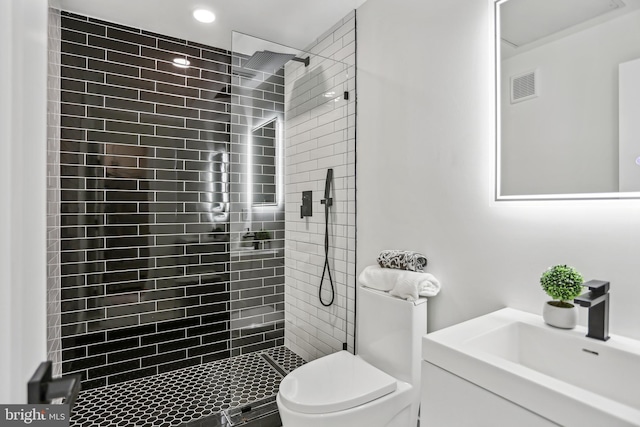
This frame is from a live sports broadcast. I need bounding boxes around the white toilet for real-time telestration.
[277,283,427,427]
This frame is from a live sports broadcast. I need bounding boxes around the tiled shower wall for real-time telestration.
[284,11,357,362]
[57,12,284,389]
[47,7,62,378]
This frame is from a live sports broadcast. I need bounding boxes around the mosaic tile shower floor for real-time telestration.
[70,347,305,427]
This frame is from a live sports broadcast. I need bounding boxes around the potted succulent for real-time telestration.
[540,264,584,329]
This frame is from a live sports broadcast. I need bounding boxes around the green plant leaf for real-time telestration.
[540,265,584,302]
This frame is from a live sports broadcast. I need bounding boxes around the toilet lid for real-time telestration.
[278,350,397,414]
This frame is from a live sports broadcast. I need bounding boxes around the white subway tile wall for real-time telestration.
[284,11,357,362]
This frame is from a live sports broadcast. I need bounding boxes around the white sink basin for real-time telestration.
[423,308,640,426]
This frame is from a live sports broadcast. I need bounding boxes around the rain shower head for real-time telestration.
[242,50,309,73]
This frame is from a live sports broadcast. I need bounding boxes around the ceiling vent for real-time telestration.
[511,69,538,103]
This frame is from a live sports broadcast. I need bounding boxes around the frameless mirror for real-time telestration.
[496,0,640,199]
[251,117,279,205]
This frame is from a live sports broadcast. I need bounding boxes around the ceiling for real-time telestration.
[56,0,368,52]
[500,0,640,58]
[501,0,624,48]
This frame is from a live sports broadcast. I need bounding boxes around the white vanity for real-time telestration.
[421,308,640,426]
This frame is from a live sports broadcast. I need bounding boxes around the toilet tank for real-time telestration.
[356,285,427,387]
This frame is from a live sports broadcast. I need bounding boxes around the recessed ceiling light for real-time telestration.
[193,9,216,23]
[173,58,191,69]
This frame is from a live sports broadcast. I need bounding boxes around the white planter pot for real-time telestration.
[542,301,578,329]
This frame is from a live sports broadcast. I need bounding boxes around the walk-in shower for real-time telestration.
[46,6,356,425]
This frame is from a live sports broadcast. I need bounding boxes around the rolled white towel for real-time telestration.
[358,265,441,301]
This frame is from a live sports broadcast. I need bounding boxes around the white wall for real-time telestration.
[501,9,640,196]
[0,0,48,404]
[284,12,357,362]
[357,0,640,340]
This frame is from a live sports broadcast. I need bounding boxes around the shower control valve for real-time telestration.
[300,191,312,218]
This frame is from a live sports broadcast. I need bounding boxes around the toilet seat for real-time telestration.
[278,350,397,414]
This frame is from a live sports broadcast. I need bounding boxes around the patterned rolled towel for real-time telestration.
[377,250,428,272]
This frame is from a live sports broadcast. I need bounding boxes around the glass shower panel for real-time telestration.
[231,31,356,361]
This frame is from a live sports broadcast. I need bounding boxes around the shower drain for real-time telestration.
[260,353,287,377]
[223,396,281,427]
[182,396,281,427]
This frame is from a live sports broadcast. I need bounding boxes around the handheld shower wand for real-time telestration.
[322,168,333,208]
[319,169,334,307]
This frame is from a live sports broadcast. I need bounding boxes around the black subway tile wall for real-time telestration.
[59,11,284,389]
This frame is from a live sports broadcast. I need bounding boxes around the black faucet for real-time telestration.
[574,280,610,341]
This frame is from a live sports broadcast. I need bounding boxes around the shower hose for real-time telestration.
[319,196,335,307]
